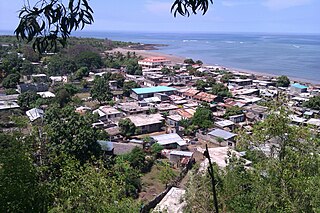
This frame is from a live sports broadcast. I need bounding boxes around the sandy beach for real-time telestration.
[107,47,320,86]
[106,48,185,64]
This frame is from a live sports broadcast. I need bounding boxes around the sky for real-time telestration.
[0,0,319,34]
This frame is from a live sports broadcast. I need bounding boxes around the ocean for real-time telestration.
[2,30,320,83]
[73,31,320,83]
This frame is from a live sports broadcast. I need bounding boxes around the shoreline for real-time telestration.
[108,47,320,86]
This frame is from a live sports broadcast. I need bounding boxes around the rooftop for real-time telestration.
[152,133,187,146]
[127,113,164,127]
[208,128,237,140]
[291,83,308,89]
[132,86,177,95]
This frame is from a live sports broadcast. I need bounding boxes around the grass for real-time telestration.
[139,159,179,203]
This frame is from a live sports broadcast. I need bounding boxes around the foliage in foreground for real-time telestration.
[185,109,320,213]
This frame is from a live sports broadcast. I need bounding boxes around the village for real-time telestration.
[1,37,320,212]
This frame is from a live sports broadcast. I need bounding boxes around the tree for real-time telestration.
[211,83,232,98]
[184,58,195,65]
[74,66,89,80]
[90,76,112,104]
[118,118,136,138]
[75,51,103,71]
[195,60,203,65]
[15,0,213,53]
[195,79,208,91]
[303,96,320,110]
[0,133,49,212]
[185,109,320,212]
[49,157,141,212]
[224,106,243,118]
[17,91,41,110]
[220,73,233,83]
[45,106,102,164]
[123,81,140,97]
[121,147,149,173]
[276,75,290,87]
[161,67,172,75]
[158,162,177,186]
[21,60,36,76]
[2,73,20,88]
[192,105,214,129]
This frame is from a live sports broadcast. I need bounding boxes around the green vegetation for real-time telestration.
[220,73,234,83]
[2,73,20,88]
[195,79,208,91]
[123,81,140,97]
[185,109,320,212]
[211,83,232,98]
[276,75,290,87]
[303,96,320,110]
[192,104,214,129]
[17,91,42,110]
[119,118,137,138]
[90,76,113,104]
[224,106,243,118]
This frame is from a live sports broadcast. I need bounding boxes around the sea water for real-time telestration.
[2,30,320,82]
[75,31,320,83]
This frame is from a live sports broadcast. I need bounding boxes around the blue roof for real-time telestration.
[291,83,308,89]
[132,86,177,95]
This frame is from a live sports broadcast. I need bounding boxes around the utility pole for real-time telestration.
[204,144,219,213]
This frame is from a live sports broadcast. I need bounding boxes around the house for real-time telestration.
[26,108,44,121]
[152,133,187,150]
[229,114,245,123]
[0,101,20,110]
[17,83,49,93]
[245,105,268,121]
[31,74,48,82]
[229,79,253,86]
[166,114,183,134]
[153,187,186,213]
[306,118,320,127]
[167,75,192,86]
[179,88,200,99]
[208,128,237,147]
[0,94,19,102]
[127,113,164,134]
[215,119,235,130]
[93,106,123,121]
[131,86,177,100]
[198,147,251,170]
[37,91,55,98]
[97,140,142,155]
[138,57,171,68]
[169,150,194,166]
[117,102,150,115]
[194,92,219,103]
[290,83,308,94]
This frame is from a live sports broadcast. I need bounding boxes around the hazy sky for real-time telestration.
[0,0,319,34]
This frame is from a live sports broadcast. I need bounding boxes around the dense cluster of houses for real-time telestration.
[2,53,320,212]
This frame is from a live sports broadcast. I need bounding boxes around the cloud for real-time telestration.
[145,1,172,14]
[263,0,312,10]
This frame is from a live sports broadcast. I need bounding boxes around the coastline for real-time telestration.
[108,47,320,86]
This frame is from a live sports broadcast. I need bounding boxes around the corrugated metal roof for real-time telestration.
[152,133,187,146]
[208,128,237,140]
[132,86,176,95]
